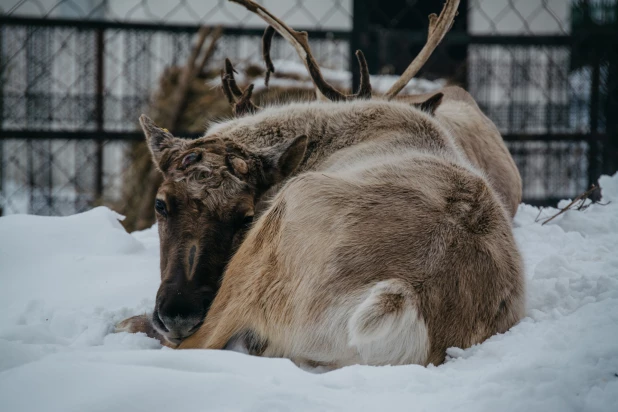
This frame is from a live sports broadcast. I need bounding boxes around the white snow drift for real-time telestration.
[0,174,617,411]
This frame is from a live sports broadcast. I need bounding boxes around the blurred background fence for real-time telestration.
[1,0,617,221]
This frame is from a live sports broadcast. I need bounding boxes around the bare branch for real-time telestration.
[170,26,212,130]
[196,26,223,74]
[534,206,545,223]
[187,26,211,71]
[537,185,606,225]
[384,0,460,100]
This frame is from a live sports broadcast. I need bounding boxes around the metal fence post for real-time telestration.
[95,28,104,202]
[588,50,601,195]
[605,35,618,179]
[351,0,370,92]
[0,24,3,216]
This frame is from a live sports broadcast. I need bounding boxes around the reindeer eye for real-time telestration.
[242,215,254,228]
[182,152,200,169]
[155,199,168,217]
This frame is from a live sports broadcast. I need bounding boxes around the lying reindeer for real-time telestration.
[117,0,524,367]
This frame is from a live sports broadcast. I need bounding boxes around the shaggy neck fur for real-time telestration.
[206,95,521,217]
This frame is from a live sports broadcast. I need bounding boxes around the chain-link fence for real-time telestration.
[352,0,617,204]
[1,1,352,217]
[1,0,617,220]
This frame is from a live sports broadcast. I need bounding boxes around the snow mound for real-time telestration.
[1,175,617,411]
[0,206,143,257]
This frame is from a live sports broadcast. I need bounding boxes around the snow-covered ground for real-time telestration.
[1,175,617,412]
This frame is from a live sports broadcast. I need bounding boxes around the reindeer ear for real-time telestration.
[259,135,308,184]
[139,114,181,172]
[276,135,308,177]
[413,92,443,115]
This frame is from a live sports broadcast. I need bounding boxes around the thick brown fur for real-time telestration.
[117,0,524,368]
[197,87,520,215]
[399,87,522,214]
[123,89,524,367]
[162,96,526,368]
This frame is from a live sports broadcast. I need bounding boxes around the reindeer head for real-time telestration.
[140,115,306,344]
[141,0,459,345]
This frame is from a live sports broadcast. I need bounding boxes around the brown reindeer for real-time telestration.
[117,0,523,362]
[176,127,524,368]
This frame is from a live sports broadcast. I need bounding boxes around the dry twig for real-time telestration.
[170,26,222,130]
[534,185,608,225]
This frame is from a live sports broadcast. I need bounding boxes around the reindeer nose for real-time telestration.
[155,296,204,340]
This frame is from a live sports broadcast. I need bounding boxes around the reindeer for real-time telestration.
[117,0,524,366]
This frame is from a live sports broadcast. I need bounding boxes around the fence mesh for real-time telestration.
[1,0,617,219]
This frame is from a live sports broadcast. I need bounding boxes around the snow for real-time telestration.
[209,58,446,96]
[1,174,618,411]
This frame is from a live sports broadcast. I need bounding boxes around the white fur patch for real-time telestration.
[224,335,250,355]
[348,279,429,365]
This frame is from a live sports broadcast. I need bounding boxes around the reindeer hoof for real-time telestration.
[115,314,175,347]
[115,314,152,334]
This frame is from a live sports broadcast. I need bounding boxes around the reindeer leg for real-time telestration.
[115,314,176,348]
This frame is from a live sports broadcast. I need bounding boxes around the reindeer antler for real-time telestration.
[262,26,276,87]
[221,58,260,117]
[226,0,458,108]
[384,0,460,100]
[230,0,371,101]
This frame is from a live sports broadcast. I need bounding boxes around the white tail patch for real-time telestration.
[348,279,429,365]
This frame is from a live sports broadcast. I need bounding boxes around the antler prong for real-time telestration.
[262,26,276,87]
[221,70,236,105]
[229,0,370,102]
[355,50,372,99]
[221,58,260,117]
[384,0,459,100]
[234,84,258,117]
[223,58,243,97]
[428,13,439,33]
[228,0,457,103]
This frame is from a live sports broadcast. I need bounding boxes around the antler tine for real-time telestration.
[234,84,258,117]
[230,0,370,102]
[307,50,371,100]
[221,58,260,117]
[355,50,372,99]
[384,0,460,100]
[262,26,276,87]
[220,69,236,105]
[223,58,243,98]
